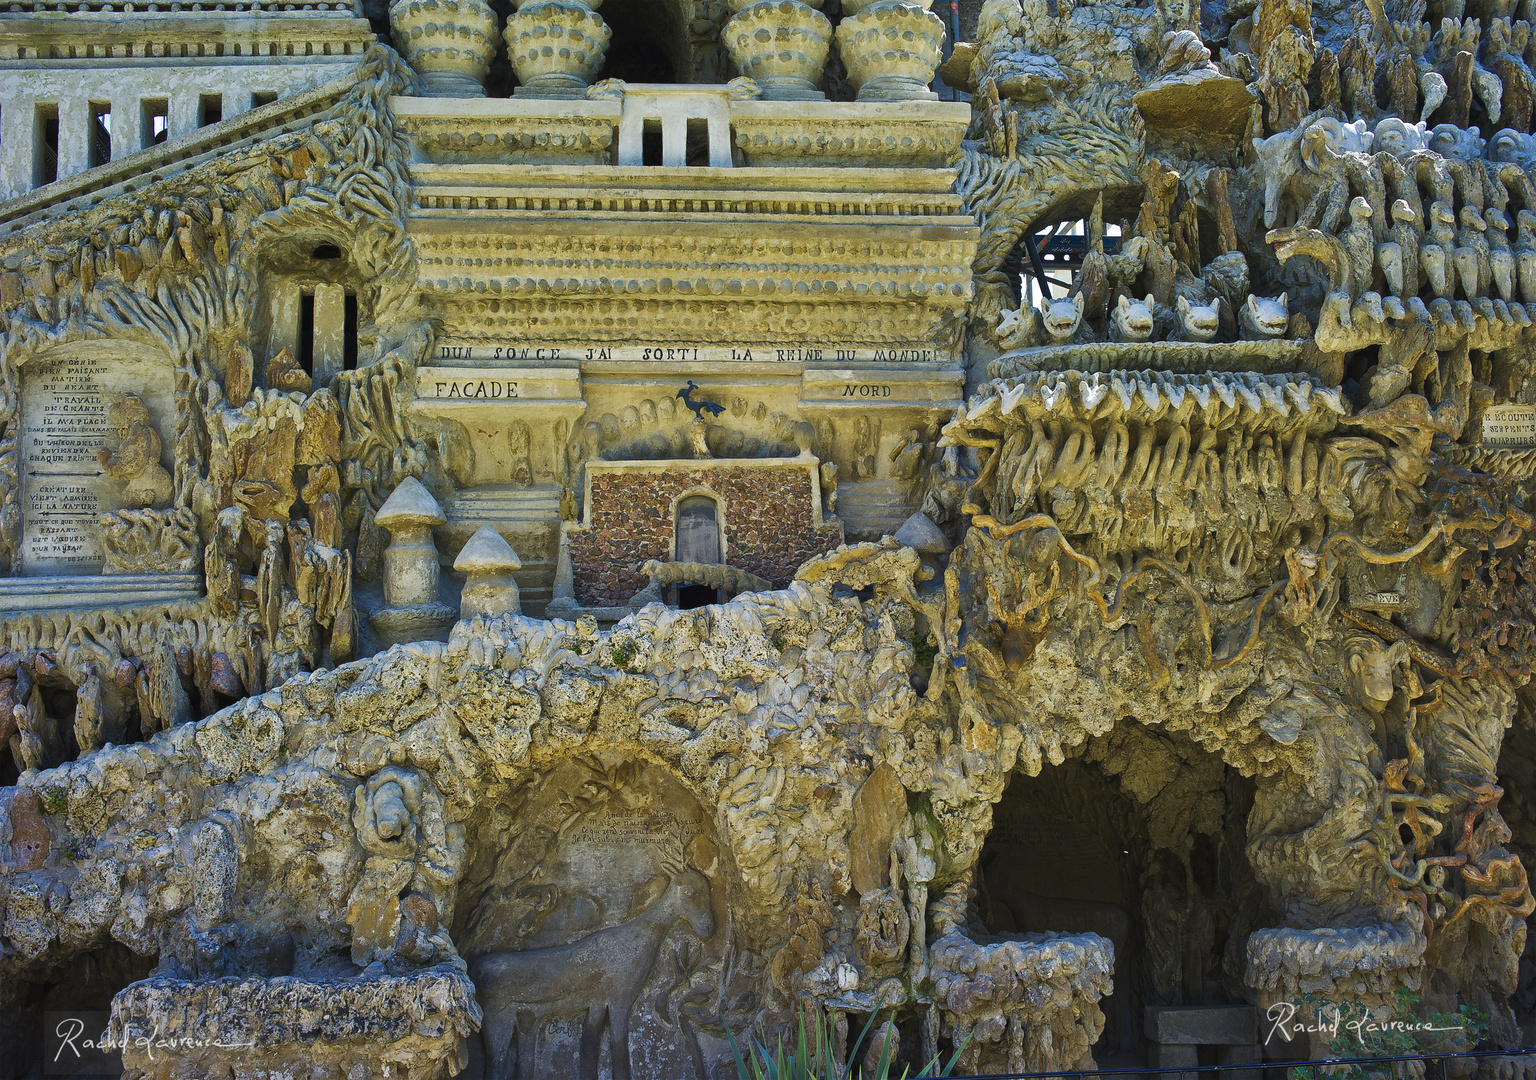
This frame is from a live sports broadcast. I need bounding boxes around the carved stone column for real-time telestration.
[723,0,832,101]
[834,0,945,101]
[507,0,612,98]
[390,0,502,97]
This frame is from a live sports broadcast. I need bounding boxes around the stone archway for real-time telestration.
[977,724,1267,1067]
[452,754,732,1080]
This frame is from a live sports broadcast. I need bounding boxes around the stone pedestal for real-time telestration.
[507,0,612,99]
[390,0,502,97]
[370,476,457,643]
[834,0,945,102]
[454,525,523,619]
[723,0,831,101]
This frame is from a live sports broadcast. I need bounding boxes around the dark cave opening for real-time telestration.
[977,740,1261,1066]
[0,941,156,1079]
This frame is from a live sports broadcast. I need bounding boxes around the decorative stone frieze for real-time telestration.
[389,0,500,96]
[505,0,611,99]
[722,0,831,101]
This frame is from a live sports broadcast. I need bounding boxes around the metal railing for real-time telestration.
[952,1048,1536,1080]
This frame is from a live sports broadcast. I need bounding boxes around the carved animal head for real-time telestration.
[1428,201,1456,235]
[995,304,1040,350]
[1520,209,1536,239]
[1372,117,1431,156]
[1459,205,1487,231]
[1428,123,1485,160]
[1175,295,1220,341]
[1041,294,1084,343]
[1242,293,1289,337]
[660,864,717,939]
[1112,293,1155,341]
[1348,196,1373,225]
[1491,127,1536,168]
[1390,198,1417,227]
[1346,634,1410,712]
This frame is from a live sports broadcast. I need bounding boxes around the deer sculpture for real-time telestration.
[471,852,717,1080]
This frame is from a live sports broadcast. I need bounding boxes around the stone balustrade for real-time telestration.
[0,5,374,200]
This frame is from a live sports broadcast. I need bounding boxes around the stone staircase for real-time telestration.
[834,480,917,542]
[439,485,562,616]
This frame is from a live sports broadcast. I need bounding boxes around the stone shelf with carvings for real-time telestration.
[389,90,970,171]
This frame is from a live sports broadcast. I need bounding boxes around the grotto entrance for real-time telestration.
[977,733,1261,1066]
[451,755,731,1080]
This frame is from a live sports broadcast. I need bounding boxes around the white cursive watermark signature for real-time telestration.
[1264,1001,1467,1047]
[54,1017,256,1064]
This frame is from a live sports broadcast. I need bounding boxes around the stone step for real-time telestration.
[443,484,563,523]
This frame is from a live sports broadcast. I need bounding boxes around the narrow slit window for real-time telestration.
[142,99,168,148]
[89,102,111,167]
[297,292,315,377]
[198,93,222,127]
[343,292,358,370]
[252,91,278,108]
[642,124,663,167]
[34,104,58,187]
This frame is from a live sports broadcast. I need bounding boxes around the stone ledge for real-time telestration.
[395,95,972,171]
[0,572,201,611]
[107,967,479,1079]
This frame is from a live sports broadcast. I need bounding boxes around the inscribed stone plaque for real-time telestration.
[1482,404,1536,449]
[20,350,175,575]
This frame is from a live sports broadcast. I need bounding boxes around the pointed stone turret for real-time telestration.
[370,476,455,645]
[454,526,523,619]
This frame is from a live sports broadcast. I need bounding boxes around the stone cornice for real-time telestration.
[0,9,373,61]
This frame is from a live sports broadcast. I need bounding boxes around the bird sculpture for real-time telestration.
[677,380,725,419]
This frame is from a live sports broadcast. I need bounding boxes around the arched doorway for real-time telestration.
[674,494,720,609]
[977,728,1263,1066]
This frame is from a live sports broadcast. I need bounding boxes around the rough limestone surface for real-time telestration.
[3,0,1536,1075]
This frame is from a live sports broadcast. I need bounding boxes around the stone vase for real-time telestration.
[834,0,945,101]
[723,0,832,101]
[507,0,612,98]
[389,0,502,97]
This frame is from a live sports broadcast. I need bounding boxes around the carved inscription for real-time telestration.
[435,342,950,364]
[1483,405,1536,449]
[576,807,685,846]
[20,351,174,575]
[23,357,112,573]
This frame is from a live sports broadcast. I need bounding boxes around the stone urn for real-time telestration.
[723,0,832,101]
[507,0,612,98]
[389,0,502,97]
[834,0,945,101]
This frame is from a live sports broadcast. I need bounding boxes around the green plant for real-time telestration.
[911,639,937,676]
[1283,989,1490,1080]
[728,1002,967,1080]
[60,836,88,859]
[40,787,67,815]
[771,630,789,651]
[610,637,639,671]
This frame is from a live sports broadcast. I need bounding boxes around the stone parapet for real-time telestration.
[392,90,971,170]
